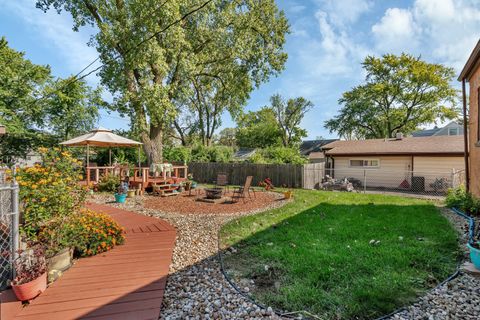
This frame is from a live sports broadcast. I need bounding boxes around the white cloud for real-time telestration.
[297,10,370,77]
[372,0,480,72]
[317,0,373,27]
[289,5,307,14]
[1,0,100,83]
[372,8,420,53]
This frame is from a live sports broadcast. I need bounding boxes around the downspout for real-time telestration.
[462,79,470,192]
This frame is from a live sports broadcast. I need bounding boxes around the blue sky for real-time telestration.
[1,0,480,139]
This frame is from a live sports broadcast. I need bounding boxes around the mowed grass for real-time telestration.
[220,190,460,319]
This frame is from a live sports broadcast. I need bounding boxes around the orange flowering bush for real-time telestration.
[39,209,125,257]
[66,209,125,256]
[16,147,86,240]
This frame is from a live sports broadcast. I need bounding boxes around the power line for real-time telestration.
[24,0,213,110]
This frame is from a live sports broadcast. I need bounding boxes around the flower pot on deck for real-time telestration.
[12,272,47,301]
[467,243,480,270]
[114,193,127,203]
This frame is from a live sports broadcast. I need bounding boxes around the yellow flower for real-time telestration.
[31,184,38,189]
[41,197,47,202]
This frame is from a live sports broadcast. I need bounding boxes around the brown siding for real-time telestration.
[469,66,480,197]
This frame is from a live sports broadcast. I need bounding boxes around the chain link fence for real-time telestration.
[0,167,19,290]
[304,166,464,198]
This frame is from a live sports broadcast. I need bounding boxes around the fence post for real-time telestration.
[11,166,19,262]
[363,170,367,194]
[451,168,455,189]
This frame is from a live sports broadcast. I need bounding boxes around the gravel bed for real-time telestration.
[89,194,479,320]
[89,192,288,319]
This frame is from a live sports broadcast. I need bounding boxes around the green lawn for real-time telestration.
[220,190,460,319]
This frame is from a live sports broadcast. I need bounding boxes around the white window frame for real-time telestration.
[349,159,380,168]
[448,128,458,136]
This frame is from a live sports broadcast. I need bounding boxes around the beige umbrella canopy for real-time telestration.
[60,127,142,167]
[60,127,142,147]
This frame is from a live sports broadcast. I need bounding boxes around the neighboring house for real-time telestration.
[459,40,480,197]
[322,135,464,192]
[412,121,464,137]
[233,148,257,162]
[300,139,338,163]
[13,151,42,167]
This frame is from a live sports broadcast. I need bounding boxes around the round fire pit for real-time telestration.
[205,188,223,199]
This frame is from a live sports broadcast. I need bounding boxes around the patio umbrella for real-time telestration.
[59,127,143,167]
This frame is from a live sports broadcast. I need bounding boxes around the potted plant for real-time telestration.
[115,185,127,203]
[11,246,47,301]
[283,189,293,199]
[467,241,480,270]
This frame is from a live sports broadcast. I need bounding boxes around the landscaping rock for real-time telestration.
[90,192,286,319]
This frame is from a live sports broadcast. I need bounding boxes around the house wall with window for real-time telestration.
[329,155,464,191]
[331,156,412,189]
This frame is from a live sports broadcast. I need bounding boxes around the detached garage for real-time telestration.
[321,135,465,193]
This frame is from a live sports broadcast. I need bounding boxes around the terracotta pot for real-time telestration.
[12,272,47,301]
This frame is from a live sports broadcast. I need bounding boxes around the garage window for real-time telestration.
[349,159,379,168]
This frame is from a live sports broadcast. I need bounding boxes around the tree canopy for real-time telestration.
[0,37,102,162]
[235,94,312,148]
[37,0,289,163]
[271,94,312,146]
[325,54,459,139]
[235,107,283,148]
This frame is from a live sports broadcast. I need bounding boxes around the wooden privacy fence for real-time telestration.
[188,162,305,188]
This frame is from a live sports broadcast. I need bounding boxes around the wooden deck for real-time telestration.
[5,203,176,320]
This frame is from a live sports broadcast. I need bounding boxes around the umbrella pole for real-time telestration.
[86,144,90,185]
[109,148,112,166]
[138,146,141,169]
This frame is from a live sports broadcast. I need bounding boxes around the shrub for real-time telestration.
[164,146,192,164]
[247,147,307,164]
[445,186,480,216]
[16,147,86,240]
[40,209,125,257]
[97,174,120,192]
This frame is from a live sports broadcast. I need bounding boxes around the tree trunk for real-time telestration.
[140,125,163,165]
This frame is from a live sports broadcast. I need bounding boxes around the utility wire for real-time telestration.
[24,0,213,110]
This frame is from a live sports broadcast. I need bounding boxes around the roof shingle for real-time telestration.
[323,136,464,156]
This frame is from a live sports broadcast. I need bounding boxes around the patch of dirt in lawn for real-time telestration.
[143,190,281,215]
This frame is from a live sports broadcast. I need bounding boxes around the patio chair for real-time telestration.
[214,172,229,195]
[232,176,255,203]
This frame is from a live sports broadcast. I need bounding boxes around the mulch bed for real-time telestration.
[143,189,281,215]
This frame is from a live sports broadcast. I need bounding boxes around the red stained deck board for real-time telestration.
[8,203,176,320]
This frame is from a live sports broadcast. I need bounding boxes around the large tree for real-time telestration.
[37,0,289,163]
[325,54,459,139]
[270,94,312,147]
[44,77,103,141]
[235,107,283,148]
[0,38,102,162]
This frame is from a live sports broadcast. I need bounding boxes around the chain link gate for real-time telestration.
[0,167,19,290]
